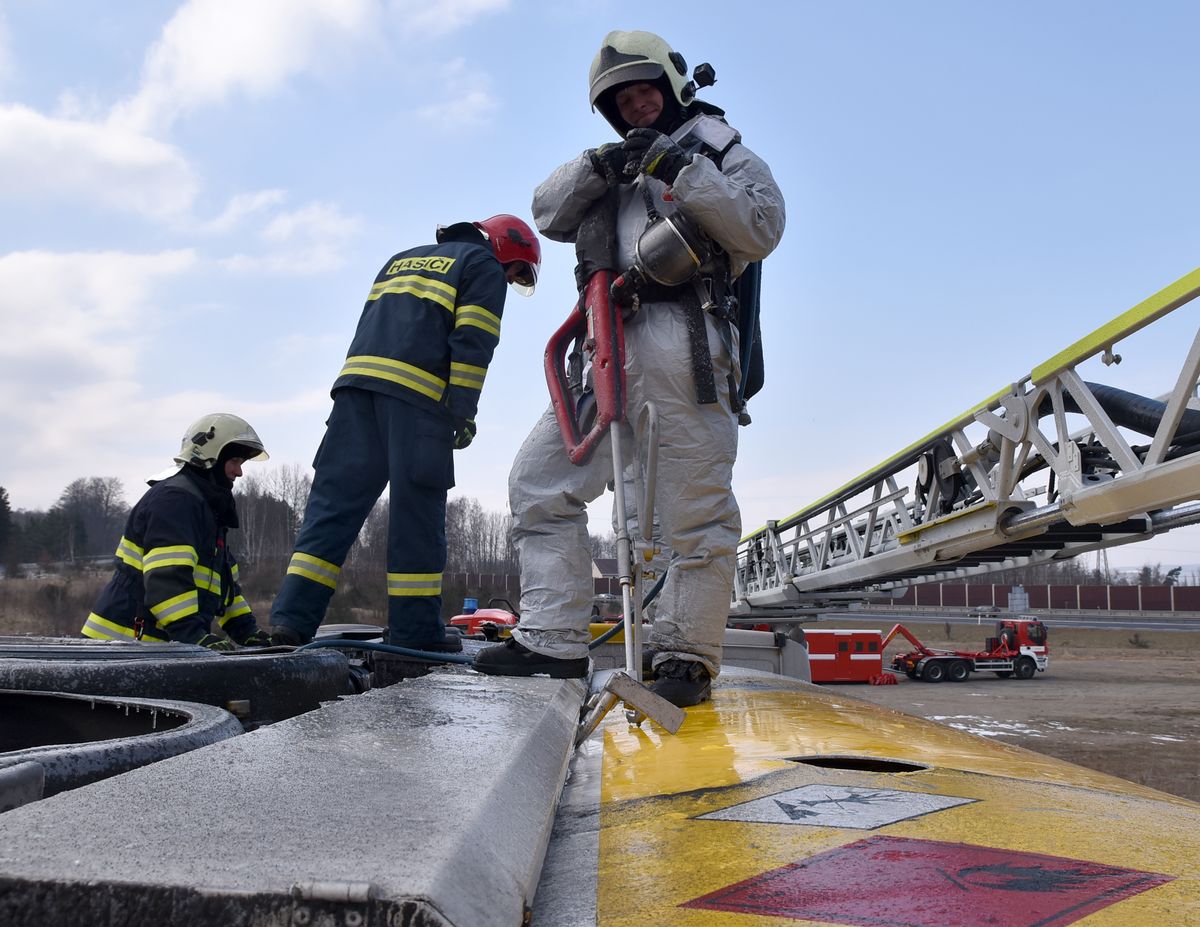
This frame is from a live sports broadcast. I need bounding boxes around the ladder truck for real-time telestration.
[883,618,1049,682]
[732,266,1200,615]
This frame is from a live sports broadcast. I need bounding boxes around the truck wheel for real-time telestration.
[921,661,946,683]
[947,660,970,682]
[1014,657,1037,680]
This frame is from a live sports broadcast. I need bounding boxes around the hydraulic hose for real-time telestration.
[296,638,474,665]
[1036,382,1200,440]
[587,569,668,651]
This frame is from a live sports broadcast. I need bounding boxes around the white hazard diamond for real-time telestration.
[697,785,974,830]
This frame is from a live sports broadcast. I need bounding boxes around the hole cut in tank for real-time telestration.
[786,755,929,773]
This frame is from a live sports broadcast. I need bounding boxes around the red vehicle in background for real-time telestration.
[886,617,1049,682]
[449,598,519,641]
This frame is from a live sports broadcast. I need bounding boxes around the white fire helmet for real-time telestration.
[173,413,269,470]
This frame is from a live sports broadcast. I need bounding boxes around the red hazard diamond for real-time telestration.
[682,835,1172,927]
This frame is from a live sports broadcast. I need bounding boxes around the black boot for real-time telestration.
[391,626,463,654]
[649,659,712,707]
[473,637,588,679]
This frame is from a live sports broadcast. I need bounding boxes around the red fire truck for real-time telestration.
[885,618,1049,682]
[803,629,884,683]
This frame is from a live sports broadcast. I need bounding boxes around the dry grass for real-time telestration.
[0,575,108,638]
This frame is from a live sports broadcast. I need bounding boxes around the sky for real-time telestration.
[2,0,1200,570]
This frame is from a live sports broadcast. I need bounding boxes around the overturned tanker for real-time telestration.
[0,637,355,729]
[0,689,243,812]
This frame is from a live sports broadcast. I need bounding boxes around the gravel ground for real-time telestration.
[847,648,1200,802]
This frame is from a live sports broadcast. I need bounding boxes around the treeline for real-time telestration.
[0,473,618,622]
[961,559,1193,586]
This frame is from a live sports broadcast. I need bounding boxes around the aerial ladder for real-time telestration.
[733,266,1200,613]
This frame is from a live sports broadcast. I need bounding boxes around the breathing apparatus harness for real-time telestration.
[608,112,758,424]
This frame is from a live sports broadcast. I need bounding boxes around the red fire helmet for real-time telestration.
[473,214,542,296]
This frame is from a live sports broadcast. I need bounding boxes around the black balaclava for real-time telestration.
[599,75,687,138]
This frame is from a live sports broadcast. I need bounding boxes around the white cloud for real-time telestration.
[201,189,289,234]
[414,58,495,130]
[220,201,363,274]
[0,104,197,219]
[0,249,198,508]
[110,0,378,134]
[389,0,509,37]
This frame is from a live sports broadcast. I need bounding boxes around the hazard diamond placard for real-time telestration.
[682,835,1173,927]
[697,784,973,830]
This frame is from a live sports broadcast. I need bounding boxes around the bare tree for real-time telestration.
[54,477,129,559]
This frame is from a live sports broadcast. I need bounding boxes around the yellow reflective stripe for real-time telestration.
[231,562,241,581]
[115,537,144,569]
[219,597,252,625]
[387,572,443,596]
[81,613,167,642]
[449,361,487,391]
[150,590,200,624]
[194,564,220,594]
[143,545,199,572]
[367,274,457,313]
[287,552,341,590]
[339,355,446,401]
[455,304,501,338]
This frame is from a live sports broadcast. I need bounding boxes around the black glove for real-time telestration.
[454,418,477,450]
[588,143,631,184]
[238,628,273,647]
[197,633,237,652]
[622,128,690,185]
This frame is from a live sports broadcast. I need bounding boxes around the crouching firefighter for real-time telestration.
[473,30,785,707]
[82,413,272,650]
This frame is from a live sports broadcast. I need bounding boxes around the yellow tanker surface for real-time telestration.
[587,670,1199,927]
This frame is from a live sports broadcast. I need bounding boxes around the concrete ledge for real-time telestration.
[0,669,585,927]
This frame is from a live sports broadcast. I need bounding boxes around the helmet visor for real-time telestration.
[506,260,538,297]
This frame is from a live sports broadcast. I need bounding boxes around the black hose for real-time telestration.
[587,569,668,651]
[296,638,473,665]
[1036,382,1200,440]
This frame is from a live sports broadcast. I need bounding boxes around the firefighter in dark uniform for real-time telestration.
[82,413,272,650]
[269,215,541,649]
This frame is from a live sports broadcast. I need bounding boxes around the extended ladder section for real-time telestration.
[734,267,1200,612]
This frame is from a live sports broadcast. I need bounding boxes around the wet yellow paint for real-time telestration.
[595,683,1200,926]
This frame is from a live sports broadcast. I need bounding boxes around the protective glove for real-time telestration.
[622,128,691,185]
[238,628,273,647]
[588,142,631,185]
[197,633,238,652]
[454,418,477,450]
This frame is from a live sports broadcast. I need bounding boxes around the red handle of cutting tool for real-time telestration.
[543,270,626,465]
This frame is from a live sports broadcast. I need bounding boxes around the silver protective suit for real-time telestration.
[510,116,786,674]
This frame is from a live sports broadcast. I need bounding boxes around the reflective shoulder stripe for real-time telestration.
[339,356,447,402]
[150,590,200,624]
[455,304,501,338]
[143,545,200,572]
[115,537,145,569]
[367,274,457,313]
[449,361,487,391]
[386,572,443,596]
[287,552,341,590]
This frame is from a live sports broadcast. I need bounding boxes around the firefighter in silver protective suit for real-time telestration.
[474,30,786,706]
